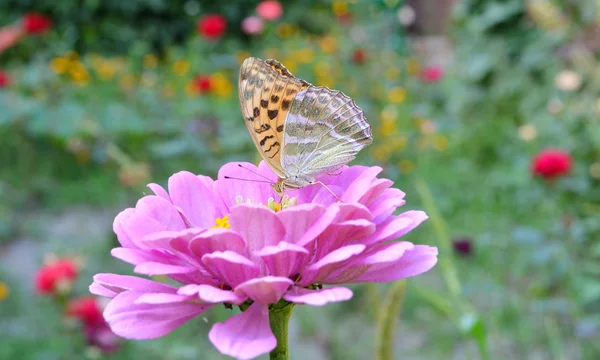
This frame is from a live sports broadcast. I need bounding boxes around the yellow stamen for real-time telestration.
[212,215,230,229]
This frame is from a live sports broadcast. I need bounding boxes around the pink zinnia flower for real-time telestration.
[420,66,444,83]
[90,162,438,359]
[257,1,283,21]
[197,14,227,39]
[22,13,52,34]
[35,258,79,294]
[0,70,10,88]
[532,148,572,180]
[241,16,264,35]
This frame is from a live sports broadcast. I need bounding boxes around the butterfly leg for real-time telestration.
[313,181,344,202]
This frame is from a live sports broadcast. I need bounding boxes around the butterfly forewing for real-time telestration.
[238,57,307,178]
[281,86,372,178]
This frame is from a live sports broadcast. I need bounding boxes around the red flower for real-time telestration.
[197,14,227,39]
[420,66,444,83]
[352,48,367,64]
[532,148,572,180]
[67,297,105,327]
[85,323,121,353]
[0,70,11,87]
[22,13,52,34]
[35,258,78,294]
[193,75,213,93]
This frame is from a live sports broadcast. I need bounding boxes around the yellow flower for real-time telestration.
[50,57,70,74]
[276,23,293,38]
[385,67,401,81]
[295,48,315,64]
[406,58,420,75]
[0,281,9,301]
[518,124,537,142]
[398,159,415,173]
[97,62,118,81]
[380,119,397,135]
[373,146,390,162]
[211,72,233,97]
[392,135,408,151]
[388,87,406,104]
[380,106,397,122]
[172,60,190,77]
[143,54,158,70]
[432,135,448,151]
[280,58,297,74]
[317,76,335,88]
[332,1,349,17]
[120,74,137,91]
[314,61,331,78]
[319,36,337,53]
[70,61,90,86]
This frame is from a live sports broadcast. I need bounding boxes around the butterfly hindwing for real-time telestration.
[281,86,372,178]
[238,58,307,178]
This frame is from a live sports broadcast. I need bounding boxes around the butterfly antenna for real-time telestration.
[313,181,344,203]
[223,176,274,184]
[236,164,276,183]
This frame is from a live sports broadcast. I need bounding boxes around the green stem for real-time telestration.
[269,301,295,360]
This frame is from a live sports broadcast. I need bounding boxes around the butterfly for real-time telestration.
[238,57,373,195]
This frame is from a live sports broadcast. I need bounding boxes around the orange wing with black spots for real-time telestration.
[238,57,309,178]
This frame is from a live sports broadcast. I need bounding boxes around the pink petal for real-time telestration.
[369,188,406,224]
[313,219,375,260]
[351,244,438,283]
[134,262,197,276]
[202,251,260,288]
[283,286,353,306]
[234,276,293,304]
[364,210,428,246]
[91,273,177,297]
[254,241,309,277]
[168,171,225,228]
[299,244,366,285]
[340,166,383,202]
[147,183,170,201]
[89,282,118,298]
[135,292,193,304]
[189,228,246,258]
[208,302,276,360]
[104,291,208,340]
[142,228,206,251]
[113,209,135,248]
[295,204,341,247]
[356,178,394,206]
[135,195,187,231]
[217,162,277,210]
[228,204,285,254]
[110,247,168,265]
[178,284,247,305]
[276,203,328,244]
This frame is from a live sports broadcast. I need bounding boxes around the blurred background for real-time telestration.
[1,0,599,359]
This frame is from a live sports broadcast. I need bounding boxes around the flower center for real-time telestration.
[212,215,230,229]
[235,195,297,213]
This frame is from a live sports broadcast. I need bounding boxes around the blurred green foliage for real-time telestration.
[2,0,600,359]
